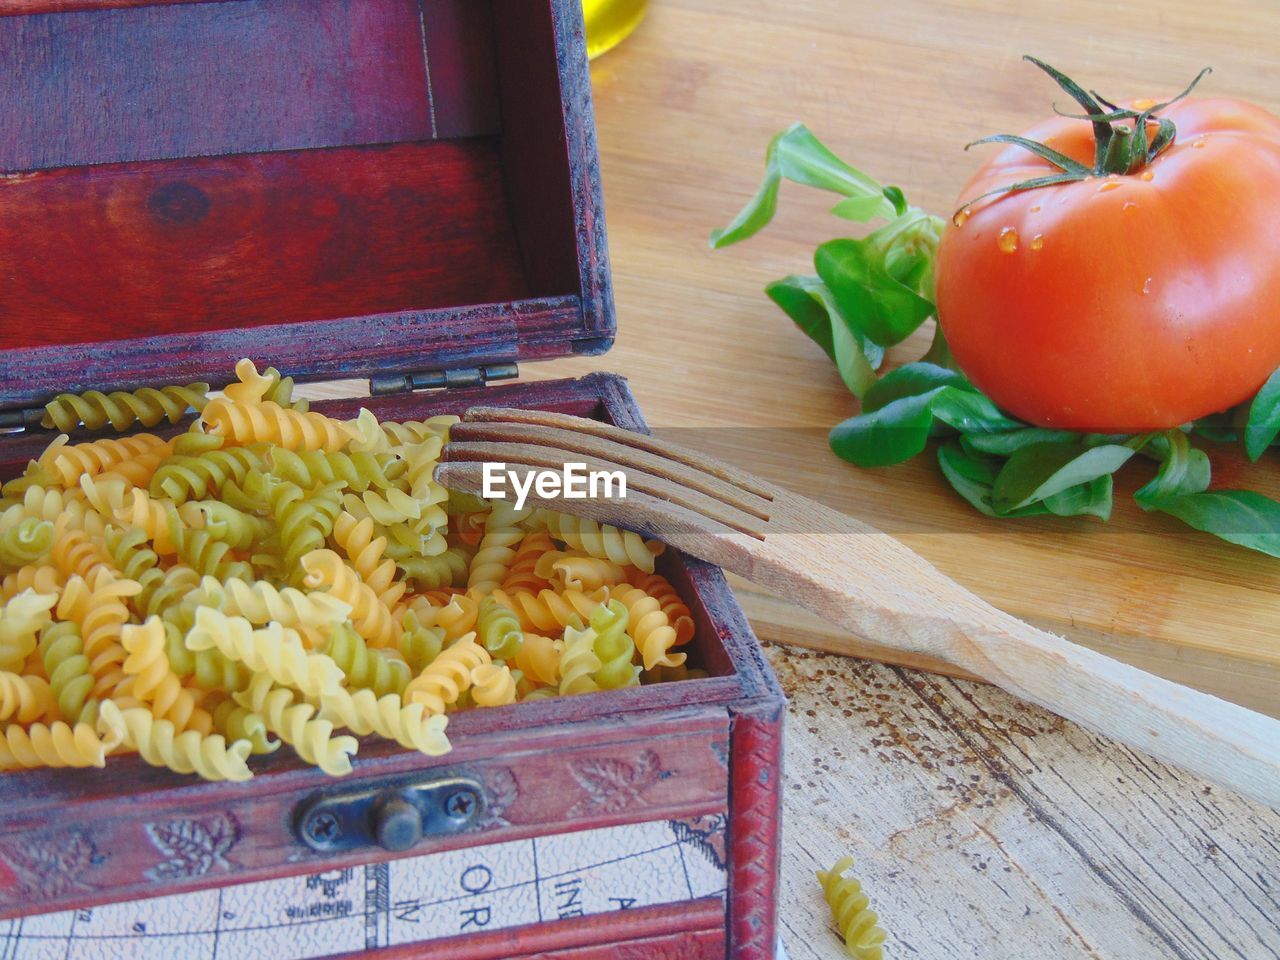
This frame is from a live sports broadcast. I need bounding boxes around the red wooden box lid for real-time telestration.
[0,0,614,411]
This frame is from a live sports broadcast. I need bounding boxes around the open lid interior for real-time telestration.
[0,0,613,410]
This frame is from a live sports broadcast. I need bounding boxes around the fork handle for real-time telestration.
[753,511,1280,809]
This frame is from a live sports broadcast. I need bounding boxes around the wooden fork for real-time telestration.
[437,406,1280,809]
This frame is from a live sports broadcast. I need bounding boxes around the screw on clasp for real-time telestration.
[301,810,343,850]
[294,774,486,854]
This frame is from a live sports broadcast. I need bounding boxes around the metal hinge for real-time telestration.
[0,407,47,433]
[368,362,519,397]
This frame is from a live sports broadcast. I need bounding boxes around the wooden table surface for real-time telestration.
[539,1,1280,956]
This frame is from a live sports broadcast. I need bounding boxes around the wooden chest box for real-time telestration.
[0,1,785,957]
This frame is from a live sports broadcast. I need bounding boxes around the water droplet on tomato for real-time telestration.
[1029,234,1044,251]
[1097,181,1121,193]
[1193,139,1207,148]
[952,207,972,227]
[1142,277,1153,295]
[1029,204,1041,214]
[1140,171,1155,181]
[1123,201,1138,213]
[997,227,1019,253]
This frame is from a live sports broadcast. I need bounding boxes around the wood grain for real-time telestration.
[516,0,1280,719]
[768,643,1280,960]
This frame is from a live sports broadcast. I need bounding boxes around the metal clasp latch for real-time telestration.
[295,774,486,854]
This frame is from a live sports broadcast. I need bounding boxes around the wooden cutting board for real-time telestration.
[520,0,1280,718]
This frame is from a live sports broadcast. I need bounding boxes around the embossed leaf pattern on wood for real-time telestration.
[144,812,240,882]
[476,767,519,829]
[0,831,101,899]
[567,749,669,818]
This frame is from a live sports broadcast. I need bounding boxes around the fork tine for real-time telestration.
[462,407,776,501]
[435,459,752,541]
[448,419,772,521]
[440,440,770,539]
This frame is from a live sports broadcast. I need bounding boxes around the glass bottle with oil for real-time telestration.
[582,0,648,59]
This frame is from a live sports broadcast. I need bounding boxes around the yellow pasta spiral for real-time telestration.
[487,587,604,634]
[627,573,695,644]
[115,488,181,554]
[42,383,209,433]
[545,511,664,573]
[121,618,214,734]
[97,700,252,782]
[404,634,489,715]
[332,512,406,611]
[610,584,686,671]
[816,856,887,960]
[500,530,555,593]
[513,633,563,686]
[57,573,139,698]
[42,433,172,488]
[3,486,104,538]
[0,719,118,770]
[434,594,479,641]
[235,674,357,776]
[1,564,62,602]
[201,397,355,453]
[537,551,627,592]
[51,520,117,581]
[1,588,58,671]
[318,687,451,756]
[186,607,343,697]
[191,575,351,634]
[0,671,54,723]
[469,663,517,707]
[301,549,401,648]
[557,624,601,697]
[467,502,529,593]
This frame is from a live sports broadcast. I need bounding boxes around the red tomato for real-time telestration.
[935,98,1280,431]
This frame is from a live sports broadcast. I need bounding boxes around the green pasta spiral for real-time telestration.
[163,616,252,693]
[397,610,444,673]
[179,500,267,550]
[169,512,254,581]
[151,445,267,503]
[210,699,278,755]
[41,383,210,433]
[253,473,343,575]
[324,622,409,697]
[0,517,54,569]
[398,547,470,589]
[590,599,639,690]
[103,525,163,598]
[262,366,309,413]
[477,596,523,660]
[38,620,97,725]
[269,448,405,492]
